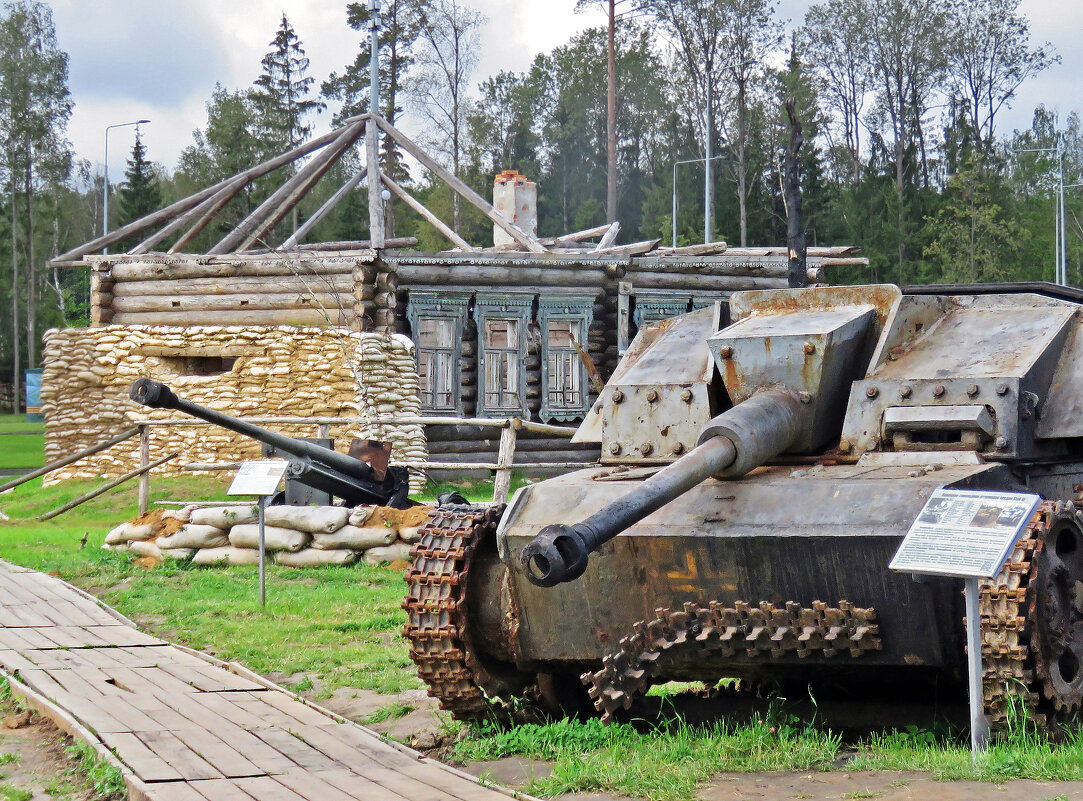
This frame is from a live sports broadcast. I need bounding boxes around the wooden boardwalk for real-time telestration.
[0,561,530,801]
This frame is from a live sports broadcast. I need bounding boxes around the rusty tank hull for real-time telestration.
[404,284,1083,728]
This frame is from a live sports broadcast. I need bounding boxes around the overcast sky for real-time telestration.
[47,0,1083,180]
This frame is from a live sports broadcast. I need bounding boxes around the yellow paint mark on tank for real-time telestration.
[668,551,698,582]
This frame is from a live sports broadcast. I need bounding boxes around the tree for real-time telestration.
[252,14,324,157]
[802,0,869,187]
[411,0,485,229]
[0,0,72,405]
[861,0,950,278]
[116,129,161,227]
[945,0,1057,155]
[323,0,428,234]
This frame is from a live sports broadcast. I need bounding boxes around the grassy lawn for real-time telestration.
[1,472,1082,800]
[0,415,43,471]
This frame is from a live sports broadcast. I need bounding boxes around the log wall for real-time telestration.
[40,325,427,490]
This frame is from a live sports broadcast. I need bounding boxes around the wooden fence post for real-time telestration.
[317,423,330,441]
[493,420,519,505]
[138,425,150,516]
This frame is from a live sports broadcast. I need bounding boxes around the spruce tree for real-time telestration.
[117,130,161,227]
[252,14,324,157]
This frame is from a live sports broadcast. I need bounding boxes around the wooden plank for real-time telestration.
[100,732,185,782]
[374,115,547,254]
[316,769,420,801]
[0,627,57,650]
[142,781,212,801]
[251,689,338,727]
[275,770,374,801]
[138,730,224,781]
[171,727,264,779]
[38,451,178,521]
[247,727,339,771]
[166,176,250,254]
[281,169,364,250]
[186,778,263,801]
[188,723,297,774]
[131,176,248,255]
[0,427,139,492]
[366,119,385,249]
[233,777,309,801]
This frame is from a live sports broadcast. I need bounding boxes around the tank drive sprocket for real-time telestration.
[981,499,1083,727]
[402,504,526,719]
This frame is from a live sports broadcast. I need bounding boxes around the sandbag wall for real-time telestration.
[40,325,427,491]
[103,505,430,567]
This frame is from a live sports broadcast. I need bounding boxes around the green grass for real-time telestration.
[0,415,43,435]
[63,740,125,799]
[454,717,841,801]
[0,415,43,471]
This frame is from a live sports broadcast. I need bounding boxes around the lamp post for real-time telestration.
[1015,135,1066,285]
[103,119,150,255]
[672,155,725,247]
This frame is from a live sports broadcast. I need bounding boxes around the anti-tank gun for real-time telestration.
[129,378,412,509]
[404,283,1083,731]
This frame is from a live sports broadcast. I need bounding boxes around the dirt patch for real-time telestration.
[358,505,433,530]
[697,770,1083,800]
[0,704,119,800]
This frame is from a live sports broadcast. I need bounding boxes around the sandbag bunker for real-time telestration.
[103,503,431,567]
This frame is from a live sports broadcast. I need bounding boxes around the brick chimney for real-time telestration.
[493,170,538,248]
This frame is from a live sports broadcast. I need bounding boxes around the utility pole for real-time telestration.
[606,0,617,225]
[366,0,385,248]
[1015,136,1067,286]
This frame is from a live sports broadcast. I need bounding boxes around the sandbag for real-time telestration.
[190,505,258,528]
[264,506,349,534]
[348,506,375,527]
[162,504,198,523]
[161,548,196,561]
[104,522,156,545]
[192,547,262,566]
[398,526,424,543]
[158,524,230,550]
[229,524,310,553]
[312,525,395,551]
[276,549,359,568]
[363,543,414,565]
[128,540,162,560]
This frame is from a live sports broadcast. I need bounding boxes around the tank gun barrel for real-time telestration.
[128,378,411,507]
[520,390,802,587]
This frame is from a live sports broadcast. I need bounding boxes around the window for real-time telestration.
[634,292,692,327]
[407,291,471,415]
[156,355,237,377]
[417,319,456,410]
[538,294,596,421]
[475,293,533,418]
[483,319,521,411]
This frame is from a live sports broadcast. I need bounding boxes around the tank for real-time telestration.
[128,378,413,509]
[404,284,1083,727]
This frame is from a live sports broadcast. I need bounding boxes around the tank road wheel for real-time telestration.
[402,505,532,720]
[980,500,1083,728]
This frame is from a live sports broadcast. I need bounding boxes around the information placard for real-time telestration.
[889,488,1040,579]
[227,460,289,497]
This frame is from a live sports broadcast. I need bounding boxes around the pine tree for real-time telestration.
[117,130,161,227]
[252,14,324,157]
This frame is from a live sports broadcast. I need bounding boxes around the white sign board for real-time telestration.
[227,460,289,497]
[889,488,1040,579]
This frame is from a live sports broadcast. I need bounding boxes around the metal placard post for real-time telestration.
[228,460,289,607]
[889,488,1041,762]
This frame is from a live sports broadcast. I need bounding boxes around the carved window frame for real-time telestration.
[475,292,533,418]
[407,290,471,416]
[538,294,596,422]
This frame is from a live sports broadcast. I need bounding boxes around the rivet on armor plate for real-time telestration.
[641,442,654,456]
[933,384,946,397]
[996,383,1010,396]
[838,439,852,453]
[995,436,1009,450]
[612,390,624,403]
[865,386,879,399]
[798,392,812,404]
[609,442,622,455]
[672,443,686,455]
[803,342,816,354]
[967,384,980,398]
[646,390,659,403]
[900,385,912,399]
[680,389,693,403]
[719,346,733,359]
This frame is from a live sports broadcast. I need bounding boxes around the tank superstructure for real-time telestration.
[404,284,1083,728]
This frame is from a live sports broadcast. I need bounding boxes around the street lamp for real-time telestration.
[1014,136,1066,285]
[672,155,725,247]
[103,119,150,255]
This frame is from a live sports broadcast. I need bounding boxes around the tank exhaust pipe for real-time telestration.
[520,390,803,587]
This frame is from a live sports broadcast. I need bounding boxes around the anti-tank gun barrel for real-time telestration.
[128,378,412,508]
[520,390,803,587]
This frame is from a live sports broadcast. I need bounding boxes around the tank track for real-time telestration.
[979,499,1083,727]
[582,601,881,723]
[402,505,505,719]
